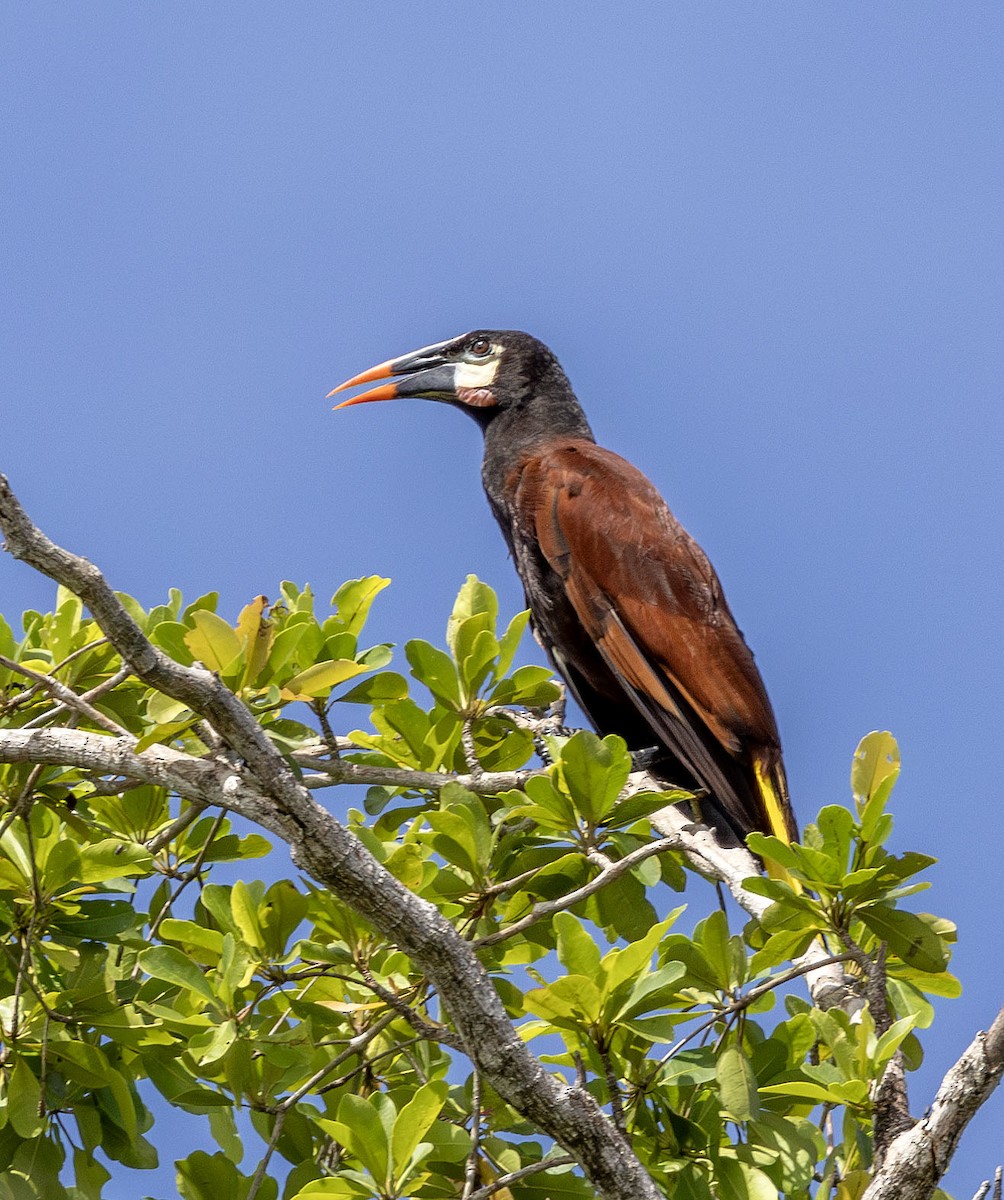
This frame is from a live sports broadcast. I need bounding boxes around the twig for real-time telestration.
[474,834,682,948]
[316,1033,429,1094]
[0,762,44,842]
[461,717,482,778]
[297,758,543,797]
[146,810,229,943]
[600,1046,626,1136]
[246,1108,285,1200]
[654,953,856,1072]
[145,800,210,855]
[278,1010,400,1110]
[2,637,112,714]
[466,1155,578,1200]
[462,1068,483,1199]
[0,654,130,737]
[862,1004,1004,1200]
[834,931,912,1160]
[357,963,462,1051]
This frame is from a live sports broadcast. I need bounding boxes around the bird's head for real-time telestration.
[329,330,572,427]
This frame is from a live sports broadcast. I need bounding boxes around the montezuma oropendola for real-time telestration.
[330,330,798,855]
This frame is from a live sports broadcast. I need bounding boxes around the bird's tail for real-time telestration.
[753,754,802,894]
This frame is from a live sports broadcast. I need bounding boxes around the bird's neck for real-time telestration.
[479,380,595,479]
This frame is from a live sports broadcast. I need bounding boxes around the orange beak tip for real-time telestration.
[330,382,399,410]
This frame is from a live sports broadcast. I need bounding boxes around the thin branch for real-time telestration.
[298,758,542,796]
[146,810,228,943]
[145,801,209,855]
[316,1033,429,1094]
[654,952,856,1072]
[461,717,482,778]
[1,637,111,715]
[466,1155,578,1200]
[357,963,462,1051]
[246,1108,285,1200]
[600,1045,626,1136]
[474,834,682,948]
[0,654,130,736]
[861,1003,1004,1200]
[462,1068,483,1200]
[835,931,913,1160]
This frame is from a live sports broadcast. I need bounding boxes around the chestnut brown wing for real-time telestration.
[512,439,796,843]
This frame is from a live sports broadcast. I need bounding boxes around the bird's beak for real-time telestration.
[329,338,458,408]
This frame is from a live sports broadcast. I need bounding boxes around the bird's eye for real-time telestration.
[468,338,491,357]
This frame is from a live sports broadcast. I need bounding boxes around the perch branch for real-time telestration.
[0,474,661,1200]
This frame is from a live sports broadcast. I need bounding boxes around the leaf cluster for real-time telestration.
[0,581,962,1200]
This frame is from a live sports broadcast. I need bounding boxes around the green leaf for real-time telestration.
[760,1080,846,1105]
[852,731,900,835]
[98,1067,139,1144]
[489,664,561,707]
[183,610,243,674]
[716,1157,778,1200]
[405,639,462,710]
[333,576,390,637]
[455,625,500,701]
[177,1150,275,1200]
[330,1093,390,1184]
[695,909,739,991]
[518,776,578,831]
[78,838,154,883]
[140,944,217,1004]
[557,731,631,823]
[716,1044,761,1121]
[8,1060,43,1138]
[554,912,601,978]
[188,1020,238,1067]
[46,1040,112,1088]
[495,609,530,677]
[446,576,498,657]
[816,805,854,873]
[146,691,192,725]
[391,1081,447,1178]
[134,716,201,753]
[229,879,266,951]
[281,658,368,699]
[424,785,493,878]
[525,974,603,1026]
[150,620,196,664]
[337,671,408,704]
[857,904,949,973]
[158,918,226,962]
[873,1015,921,1072]
[612,958,687,1023]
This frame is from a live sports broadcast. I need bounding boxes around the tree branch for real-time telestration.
[644,774,858,1014]
[861,1004,1004,1200]
[474,834,682,947]
[0,475,661,1200]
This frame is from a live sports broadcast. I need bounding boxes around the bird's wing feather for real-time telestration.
[513,440,790,839]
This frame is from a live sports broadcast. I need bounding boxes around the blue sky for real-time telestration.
[4,3,1003,1194]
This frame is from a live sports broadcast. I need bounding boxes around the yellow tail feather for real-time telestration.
[754,758,802,894]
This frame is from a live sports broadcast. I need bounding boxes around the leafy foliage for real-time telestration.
[0,579,961,1198]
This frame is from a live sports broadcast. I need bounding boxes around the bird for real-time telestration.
[330,330,798,860]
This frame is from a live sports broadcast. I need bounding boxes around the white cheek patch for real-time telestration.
[454,355,501,390]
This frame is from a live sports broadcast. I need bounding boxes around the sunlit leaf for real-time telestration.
[183,609,243,674]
